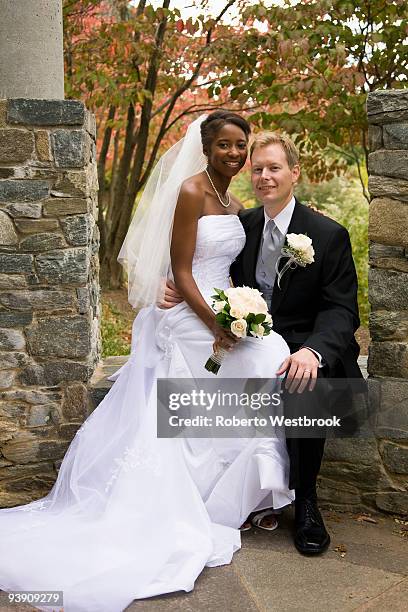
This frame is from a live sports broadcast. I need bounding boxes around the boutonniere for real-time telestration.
[275,233,315,288]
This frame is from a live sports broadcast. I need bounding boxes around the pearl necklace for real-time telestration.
[205,169,231,208]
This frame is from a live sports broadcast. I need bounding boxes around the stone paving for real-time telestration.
[126,509,407,612]
[0,500,406,611]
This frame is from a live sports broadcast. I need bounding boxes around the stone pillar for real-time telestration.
[0,0,64,100]
[367,89,408,516]
[317,91,408,516]
[0,99,99,507]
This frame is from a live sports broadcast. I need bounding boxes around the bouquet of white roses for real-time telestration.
[205,286,273,374]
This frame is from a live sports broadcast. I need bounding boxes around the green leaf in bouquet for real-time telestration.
[246,313,256,325]
[215,313,228,327]
[254,313,266,324]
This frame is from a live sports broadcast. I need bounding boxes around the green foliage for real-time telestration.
[63,0,245,288]
[295,172,369,327]
[64,1,382,319]
[63,0,242,120]
[211,288,228,301]
[230,169,257,208]
[215,312,230,326]
[101,302,131,357]
[235,0,408,189]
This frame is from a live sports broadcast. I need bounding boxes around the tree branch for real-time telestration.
[139,1,237,186]
[114,0,172,251]
[347,129,370,203]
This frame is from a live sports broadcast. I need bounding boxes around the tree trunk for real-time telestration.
[98,0,227,288]
[109,129,120,227]
[97,105,116,263]
[100,103,136,288]
[100,1,170,288]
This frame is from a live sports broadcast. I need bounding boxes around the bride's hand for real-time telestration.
[212,323,239,352]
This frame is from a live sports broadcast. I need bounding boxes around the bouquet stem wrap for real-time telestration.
[205,348,228,375]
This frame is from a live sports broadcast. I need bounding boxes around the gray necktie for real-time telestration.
[261,219,283,289]
[255,219,285,308]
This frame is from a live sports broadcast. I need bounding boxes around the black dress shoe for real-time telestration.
[294,498,330,555]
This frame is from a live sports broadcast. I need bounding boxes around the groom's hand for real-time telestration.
[276,348,319,394]
[158,280,183,309]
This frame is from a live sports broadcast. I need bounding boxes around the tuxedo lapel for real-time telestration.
[242,206,264,287]
[271,200,308,315]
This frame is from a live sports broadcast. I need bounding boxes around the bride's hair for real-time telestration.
[200,110,251,155]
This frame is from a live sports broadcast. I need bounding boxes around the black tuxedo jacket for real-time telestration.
[230,199,362,379]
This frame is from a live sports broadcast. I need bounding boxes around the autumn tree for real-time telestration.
[233,0,408,198]
[61,0,405,292]
[63,0,253,288]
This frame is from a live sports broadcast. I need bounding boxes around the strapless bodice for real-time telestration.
[191,215,245,299]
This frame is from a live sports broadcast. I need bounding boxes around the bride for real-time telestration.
[0,112,293,612]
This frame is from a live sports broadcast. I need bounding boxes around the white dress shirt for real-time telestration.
[263,196,296,238]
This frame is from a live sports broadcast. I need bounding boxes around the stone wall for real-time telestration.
[1,93,406,516]
[366,90,408,515]
[318,90,408,516]
[0,99,99,507]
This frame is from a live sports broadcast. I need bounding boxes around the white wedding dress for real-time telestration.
[0,214,293,612]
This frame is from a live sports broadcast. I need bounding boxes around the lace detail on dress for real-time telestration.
[156,324,174,360]
[105,445,162,493]
[20,500,51,530]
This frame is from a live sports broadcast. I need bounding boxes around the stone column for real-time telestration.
[317,91,408,516]
[0,0,64,100]
[367,89,408,516]
[0,99,99,506]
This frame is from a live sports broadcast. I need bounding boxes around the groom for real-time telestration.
[164,131,362,555]
[229,132,362,554]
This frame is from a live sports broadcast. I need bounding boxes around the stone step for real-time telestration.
[89,355,128,407]
[89,354,369,408]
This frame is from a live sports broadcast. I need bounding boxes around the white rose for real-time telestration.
[264,313,273,325]
[225,287,268,315]
[248,294,269,314]
[230,306,247,319]
[226,286,251,304]
[225,289,249,317]
[213,300,226,313]
[230,318,247,338]
[303,245,315,264]
[287,233,312,251]
[250,324,265,338]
